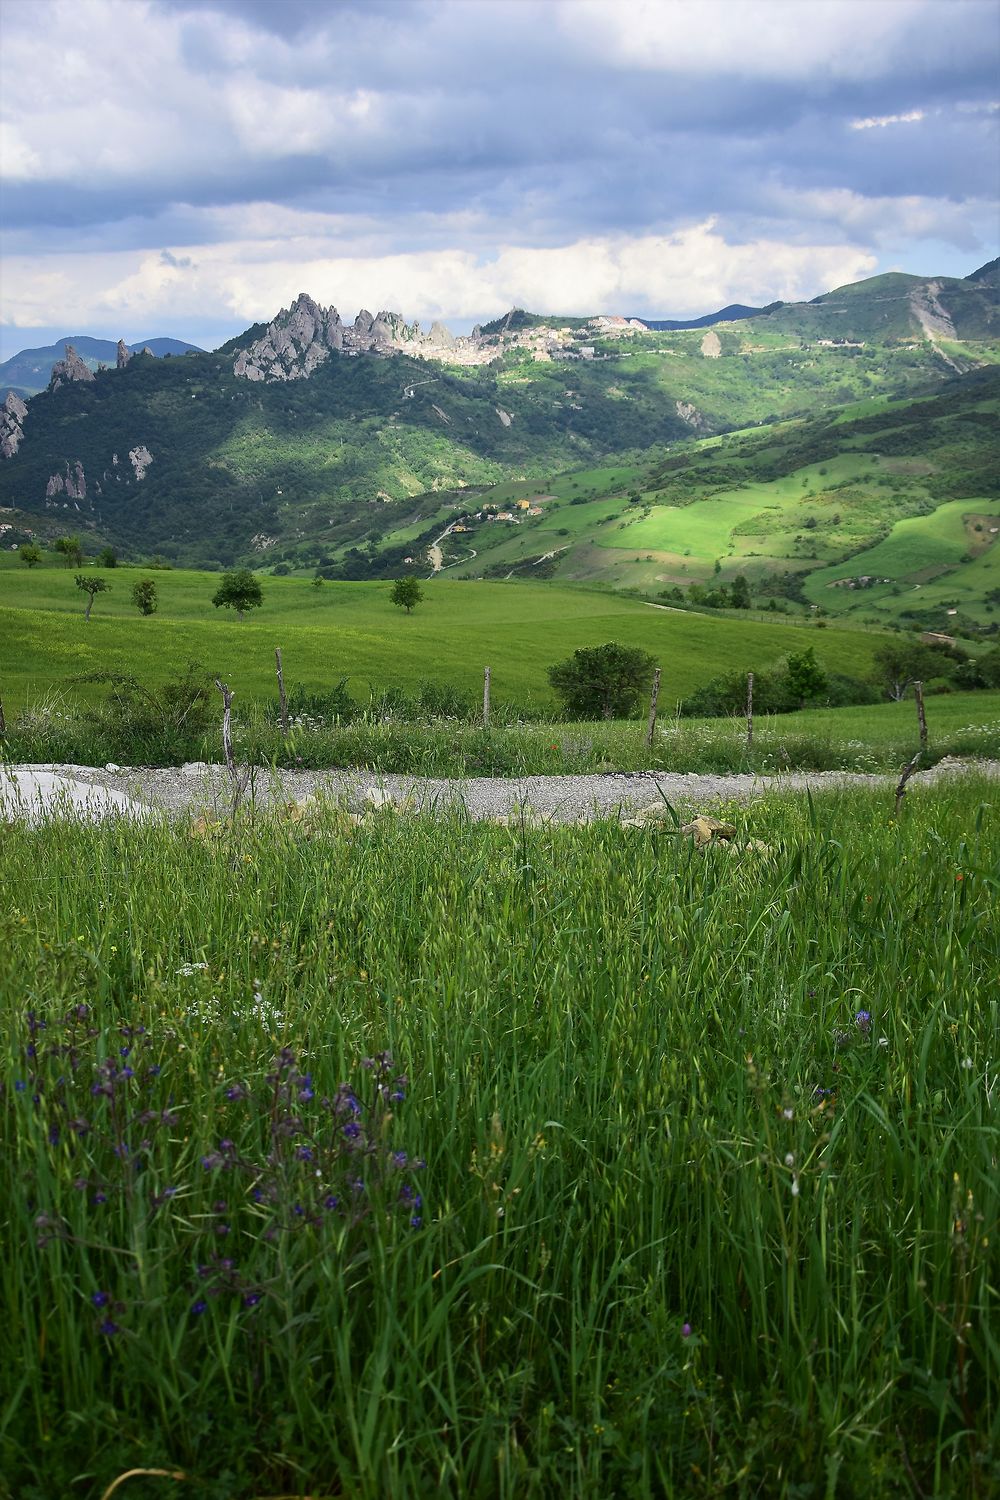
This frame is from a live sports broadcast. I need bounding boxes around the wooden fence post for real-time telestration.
[0,694,6,737]
[483,665,491,728]
[894,751,922,818]
[646,667,661,750]
[275,648,288,738]
[214,678,250,814]
[913,679,927,749]
[746,671,754,751]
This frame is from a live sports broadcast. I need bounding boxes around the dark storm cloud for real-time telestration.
[1,0,997,348]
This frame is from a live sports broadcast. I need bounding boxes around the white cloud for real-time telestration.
[851,110,925,130]
[0,223,879,336]
[555,0,971,80]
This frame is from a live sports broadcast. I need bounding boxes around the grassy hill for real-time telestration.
[436,369,1000,632]
[2,266,996,577]
[0,563,884,714]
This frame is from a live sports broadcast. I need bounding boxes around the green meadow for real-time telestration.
[0,562,882,713]
[2,783,997,1497]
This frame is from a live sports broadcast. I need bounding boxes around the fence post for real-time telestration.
[214,677,250,814]
[646,667,661,750]
[275,648,288,738]
[913,679,927,750]
[746,671,754,751]
[483,665,491,728]
[0,694,6,737]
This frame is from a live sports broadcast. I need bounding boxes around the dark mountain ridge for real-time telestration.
[0,336,204,399]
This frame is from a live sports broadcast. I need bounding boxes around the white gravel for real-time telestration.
[5,759,998,823]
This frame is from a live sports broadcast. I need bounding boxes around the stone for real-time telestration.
[116,339,130,369]
[0,391,28,458]
[48,344,96,390]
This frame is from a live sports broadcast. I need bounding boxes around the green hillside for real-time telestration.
[2,265,996,577]
[438,369,1000,632]
[0,566,883,713]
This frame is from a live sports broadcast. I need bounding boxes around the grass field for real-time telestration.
[0,564,884,713]
[804,501,1000,624]
[2,783,997,1497]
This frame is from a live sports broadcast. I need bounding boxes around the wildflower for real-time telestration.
[681,1323,692,1339]
[14,1081,26,1093]
[191,1300,207,1316]
[98,1318,121,1336]
[410,1215,422,1228]
[243,1292,262,1308]
[784,1153,795,1167]
[323,1195,339,1210]
[782,1107,794,1120]
[855,1011,872,1029]
[225,1084,247,1101]
[962,1057,973,1070]
[91,1291,110,1308]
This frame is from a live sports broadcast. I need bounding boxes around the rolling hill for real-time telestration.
[0,263,996,625]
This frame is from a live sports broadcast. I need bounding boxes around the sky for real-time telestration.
[1,0,998,359]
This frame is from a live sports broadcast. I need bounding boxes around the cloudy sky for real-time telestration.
[1,0,998,358]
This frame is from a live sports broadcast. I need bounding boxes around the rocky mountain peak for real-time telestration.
[49,344,96,391]
[116,339,130,369]
[233,293,344,382]
[230,294,463,380]
[1,391,29,458]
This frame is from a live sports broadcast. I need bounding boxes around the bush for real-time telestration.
[548,642,658,719]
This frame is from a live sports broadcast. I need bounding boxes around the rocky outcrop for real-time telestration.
[46,460,87,500]
[0,392,28,458]
[233,292,345,381]
[49,344,96,390]
[231,293,464,380]
[116,340,130,369]
[675,400,711,430]
[129,445,153,479]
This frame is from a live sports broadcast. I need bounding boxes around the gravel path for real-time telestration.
[7,759,999,823]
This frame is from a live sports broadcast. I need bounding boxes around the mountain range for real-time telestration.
[0,259,996,630]
[0,336,204,399]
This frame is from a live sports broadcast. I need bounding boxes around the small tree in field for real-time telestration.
[131,578,158,616]
[75,574,111,622]
[211,569,263,621]
[54,534,83,567]
[19,543,42,567]
[391,576,424,614]
[729,574,752,609]
[548,642,658,720]
[785,646,827,706]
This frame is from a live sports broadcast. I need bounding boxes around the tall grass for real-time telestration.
[4,688,1000,774]
[1,783,997,1497]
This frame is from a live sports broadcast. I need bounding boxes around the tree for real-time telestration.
[729,574,752,609]
[785,646,827,706]
[548,642,658,720]
[211,569,263,621]
[19,543,42,567]
[391,576,424,614]
[54,534,83,567]
[131,578,158,616]
[97,545,118,568]
[871,640,956,701]
[75,574,111,622]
